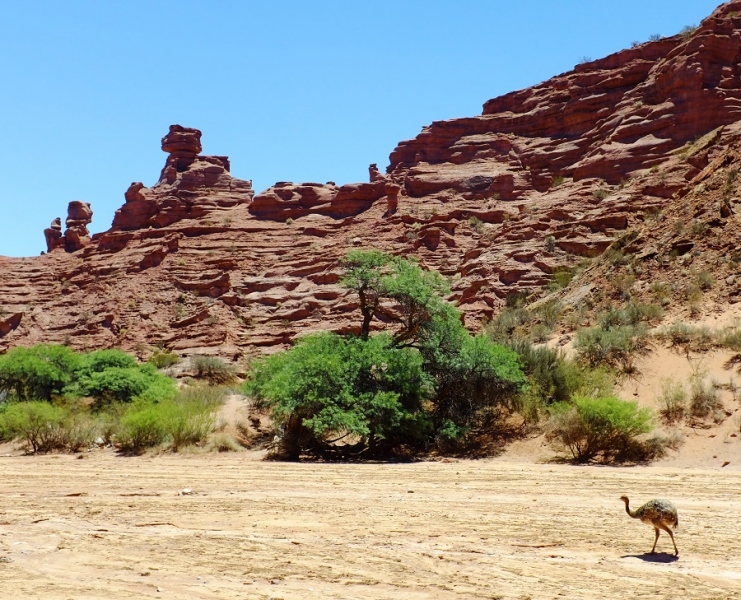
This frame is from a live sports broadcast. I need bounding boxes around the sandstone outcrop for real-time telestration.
[4,1,741,357]
[111,124,253,231]
[43,202,93,253]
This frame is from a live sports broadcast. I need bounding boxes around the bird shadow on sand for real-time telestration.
[621,552,679,563]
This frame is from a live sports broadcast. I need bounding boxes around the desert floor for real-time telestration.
[1,451,740,600]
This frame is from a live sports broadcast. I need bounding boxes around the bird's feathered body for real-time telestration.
[620,496,679,555]
[630,499,678,529]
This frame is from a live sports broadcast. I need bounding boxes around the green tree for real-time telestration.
[340,250,393,339]
[0,344,80,401]
[247,333,430,458]
[247,250,525,458]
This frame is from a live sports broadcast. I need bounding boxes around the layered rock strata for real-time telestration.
[3,1,741,357]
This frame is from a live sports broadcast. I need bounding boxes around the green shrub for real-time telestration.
[655,322,715,350]
[504,340,615,423]
[422,330,525,448]
[551,270,574,289]
[166,387,224,450]
[696,271,713,291]
[610,273,636,300]
[77,367,153,403]
[468,216,485,234]
[546,396,654,463]
[148,349,180,369]
[657,379,687,424]
[551,176,565,188]
[485,307,531,342]
[0,344,80,401]
[649,281,672,304]
[115,385,223,453]
[689,378,723,420]
[167,399,216,451]
[530,324,552,344]
[537,301,562,328]
[592,188,609,202]
[116,401,170,452]
[719,327,741,351]
[0,402,66,452]
[574,325,647,372]
[191,356,237,384]
[78,349,137,374]
[598,303,663,329]
[74,362,176,405]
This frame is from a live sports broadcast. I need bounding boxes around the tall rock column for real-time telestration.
[43,217,64,252]
[64,201,93,252]
[159,124,202,183]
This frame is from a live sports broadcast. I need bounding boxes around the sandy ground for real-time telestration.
[1,452,740,600]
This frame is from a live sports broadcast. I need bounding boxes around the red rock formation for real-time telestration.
[111,124,252,232]
[44,202,93,253]
[43,217,64,253]
[4,1,741,357]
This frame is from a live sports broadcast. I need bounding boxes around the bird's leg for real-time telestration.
[650,527,660,554]
[661,525,679,556]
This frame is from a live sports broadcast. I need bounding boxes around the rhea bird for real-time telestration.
[620,496,679,556]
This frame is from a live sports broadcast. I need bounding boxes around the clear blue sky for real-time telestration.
[0,0,721,257]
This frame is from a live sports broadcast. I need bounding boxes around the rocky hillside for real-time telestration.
[2,1,741,359]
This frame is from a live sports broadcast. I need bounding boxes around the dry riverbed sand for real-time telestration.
[1,451,740,599]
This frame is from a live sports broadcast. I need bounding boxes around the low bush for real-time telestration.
[592,188,609,202]
[537,301,562,328]
[167,390,219,451]
[549,269,573,290]
[530,324,552,344]
[148,349,180,369]
[116,401,169,453]
[468,216,485,234]
[598,303,663,329]
[116,386,224,453]
[191,356,237,384]
[719,327,741,352]
[505,339,615,423]
[655,322,715,350]
[610,273,636,300]
[0,401,67,452]
[574,324,648,372]
[209,432,241,452]
[485,307,531,343]
[657,379,687,424]
[689,378,723,421]
[697,271,713,291]
[546,395,655,463]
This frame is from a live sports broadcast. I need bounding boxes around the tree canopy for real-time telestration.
[247,250,525,458]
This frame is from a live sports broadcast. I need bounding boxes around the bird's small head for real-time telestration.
[619,495,629,504]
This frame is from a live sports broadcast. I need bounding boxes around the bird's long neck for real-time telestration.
[623,500,638,518]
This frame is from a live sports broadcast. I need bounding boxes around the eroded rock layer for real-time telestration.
[3,2,741,357]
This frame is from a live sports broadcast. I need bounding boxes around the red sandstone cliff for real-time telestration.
[3,2,741,358]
